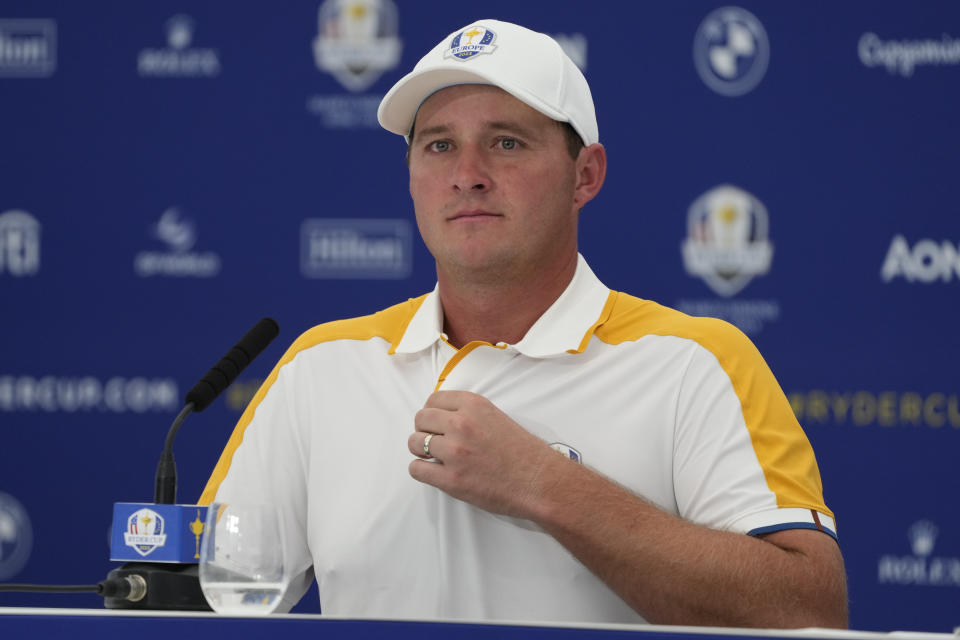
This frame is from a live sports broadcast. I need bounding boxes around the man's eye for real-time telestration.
[429,140,451,152]
[499,138,518,150]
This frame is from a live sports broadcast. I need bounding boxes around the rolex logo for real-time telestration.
[908,520,938,557]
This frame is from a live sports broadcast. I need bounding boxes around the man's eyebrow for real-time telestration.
[411,124,450,142]
[411,121,542,143]
[485,121,539,139]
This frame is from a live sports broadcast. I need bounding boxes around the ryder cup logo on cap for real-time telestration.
[445,25,497,60]
[377,19,598,146]
[693,7,769,97]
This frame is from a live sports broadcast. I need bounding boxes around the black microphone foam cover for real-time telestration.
[184,317,279,412]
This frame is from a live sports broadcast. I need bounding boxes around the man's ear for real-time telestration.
[573,143,607,209]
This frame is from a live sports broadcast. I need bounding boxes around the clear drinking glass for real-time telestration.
[199,502,287,615]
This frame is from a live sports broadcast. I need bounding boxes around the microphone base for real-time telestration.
[103,562,211,611]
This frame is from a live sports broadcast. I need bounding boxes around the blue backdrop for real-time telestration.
[1,0,958,632]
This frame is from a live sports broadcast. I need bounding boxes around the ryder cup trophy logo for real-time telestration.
[124,508,168,557]
[444,25,497,61]
[313,0,402,92]
[693,6,769,96]
[682,185,773,297]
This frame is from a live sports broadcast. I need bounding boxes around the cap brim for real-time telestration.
[377,64,569,139]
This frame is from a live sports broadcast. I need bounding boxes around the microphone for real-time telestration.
[155,317,280,505]
[104,318,279,610]
[185,317,280,413]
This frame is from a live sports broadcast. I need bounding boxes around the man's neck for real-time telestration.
[437,253,578,349]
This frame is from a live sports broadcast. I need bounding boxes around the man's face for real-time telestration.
[408,84,581,284]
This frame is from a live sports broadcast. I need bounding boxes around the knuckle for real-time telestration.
[414,407,428,427]
[448,414,466,432]
[450,443,471,460]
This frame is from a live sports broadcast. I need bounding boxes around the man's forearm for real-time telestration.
[528,458,849,628]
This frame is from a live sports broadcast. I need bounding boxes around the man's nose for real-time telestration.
[452,145,490,192]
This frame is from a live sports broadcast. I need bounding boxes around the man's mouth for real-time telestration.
[448,210,503,221]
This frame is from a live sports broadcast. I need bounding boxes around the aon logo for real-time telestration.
[881,235,960,283]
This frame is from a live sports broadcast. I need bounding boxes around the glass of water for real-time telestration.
[199,502,287,615]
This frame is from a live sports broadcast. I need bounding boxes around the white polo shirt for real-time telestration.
[201,254,835,623]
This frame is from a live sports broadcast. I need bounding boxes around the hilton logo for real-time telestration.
[300,218,412,279]
[0,19,56,77]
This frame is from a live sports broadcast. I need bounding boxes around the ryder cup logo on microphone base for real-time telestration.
[445,25,497,61]
[112,503,209,563]
[125,508,167,557]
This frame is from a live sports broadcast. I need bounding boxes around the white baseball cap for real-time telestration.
[377,19,598,146]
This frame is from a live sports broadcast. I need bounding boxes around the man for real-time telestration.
[201,20,847,627]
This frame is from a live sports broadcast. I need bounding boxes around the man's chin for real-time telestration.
[435,251,521,285]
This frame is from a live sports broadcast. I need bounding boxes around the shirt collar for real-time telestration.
[393,254,613,358]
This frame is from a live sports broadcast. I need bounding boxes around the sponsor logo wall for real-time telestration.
[1,3,958,631]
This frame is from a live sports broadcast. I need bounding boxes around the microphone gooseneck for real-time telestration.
[153,403,194,504]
